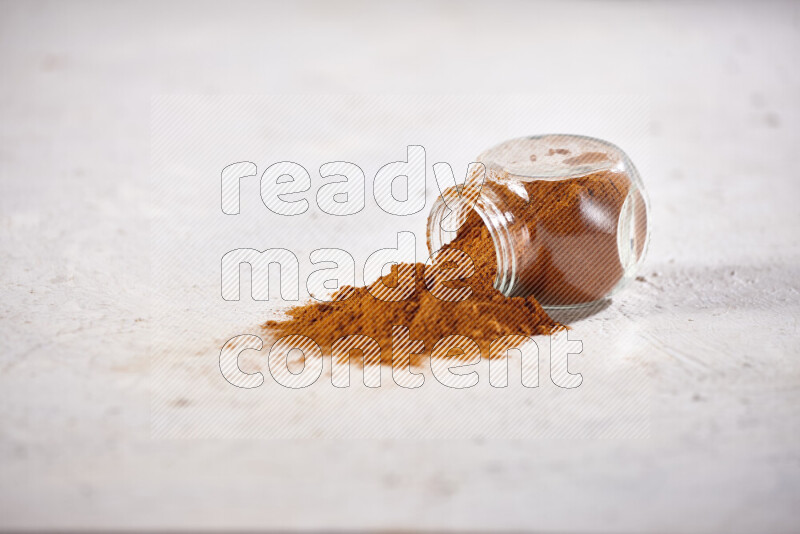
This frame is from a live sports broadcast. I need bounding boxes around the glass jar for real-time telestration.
[427,134,649,309]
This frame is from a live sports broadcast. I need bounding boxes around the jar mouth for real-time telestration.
[426,192,516,297]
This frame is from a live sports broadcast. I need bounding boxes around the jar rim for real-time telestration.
[426,190,516,297]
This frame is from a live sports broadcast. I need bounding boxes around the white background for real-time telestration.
[1,1,799,531]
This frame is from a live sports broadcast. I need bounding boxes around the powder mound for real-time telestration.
[262,211,559,367]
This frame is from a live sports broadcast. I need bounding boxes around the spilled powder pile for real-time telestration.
[263,210,559,367]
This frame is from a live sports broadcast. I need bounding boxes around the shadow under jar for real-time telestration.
[428,134,650,309]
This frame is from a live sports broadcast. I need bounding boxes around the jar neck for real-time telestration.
[427,183,518,297]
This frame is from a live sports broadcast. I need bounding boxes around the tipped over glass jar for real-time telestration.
[428,134,650,309]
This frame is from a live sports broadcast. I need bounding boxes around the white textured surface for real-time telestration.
[149,94,654,441]
[1,1,799,532]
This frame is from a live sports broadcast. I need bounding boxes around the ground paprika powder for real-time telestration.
[264,135,648,367]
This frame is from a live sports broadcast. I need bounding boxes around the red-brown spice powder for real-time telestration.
[263,167,644,367]
[263,209,559,368]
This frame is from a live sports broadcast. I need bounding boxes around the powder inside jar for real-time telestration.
[438,135,649,307]
[479,168,647,305]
